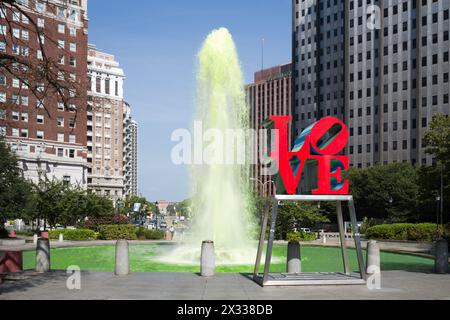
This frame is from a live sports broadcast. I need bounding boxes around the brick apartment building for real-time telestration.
[0,0,89,185]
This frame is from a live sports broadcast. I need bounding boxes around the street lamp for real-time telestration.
[250,178,276,198]
[154,201,159,230]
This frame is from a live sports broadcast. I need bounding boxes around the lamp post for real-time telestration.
[436,195,441,233]
[250,178,276,198]
[154,201,159,230]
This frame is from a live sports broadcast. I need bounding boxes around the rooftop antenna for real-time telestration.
[261,37,265,73]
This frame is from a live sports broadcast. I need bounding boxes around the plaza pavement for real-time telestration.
[1,270,449,300]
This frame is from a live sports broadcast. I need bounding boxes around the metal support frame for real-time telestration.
[253,195,367,287]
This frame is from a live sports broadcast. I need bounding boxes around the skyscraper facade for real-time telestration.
[123,101,138,197]
[293,0,450,168]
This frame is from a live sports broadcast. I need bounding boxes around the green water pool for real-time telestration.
[22,244,436,273]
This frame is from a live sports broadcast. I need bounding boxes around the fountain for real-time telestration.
[161,27,258,265]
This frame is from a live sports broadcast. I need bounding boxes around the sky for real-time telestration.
[88,0,291,202]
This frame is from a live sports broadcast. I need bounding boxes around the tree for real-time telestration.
[423,114,450,224]
[0,137,31,225]
[349,163,420,222]
[177,198,192,219]
[275,202,329,240]
[121,195,155,215]
[424,114,450,169]
[0,0,85,117]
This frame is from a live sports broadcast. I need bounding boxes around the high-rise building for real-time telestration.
[347,0,450,167]
[123,101,138,197]
[293,0,450,169]
[86,44,125,203]
[0,0,89,185]
[292,0,346,136]
[246,63,292,196]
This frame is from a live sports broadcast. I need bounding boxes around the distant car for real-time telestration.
[160,222,168,228]
[299,228,311,233]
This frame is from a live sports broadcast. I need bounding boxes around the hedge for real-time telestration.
[78,215,130,231]
[49,229,97,241]
[365,223,442,242]
[287,232,316,242]
[98,224,137,240]
[136,228,165,240]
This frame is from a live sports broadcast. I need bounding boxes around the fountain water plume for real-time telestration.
[161,27,258,265]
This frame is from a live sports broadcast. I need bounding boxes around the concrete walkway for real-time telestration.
[1,270,449,300]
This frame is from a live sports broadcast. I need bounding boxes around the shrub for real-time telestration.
[365,223,442,242]
[136,228,165,240]
[78,215,130,231]
[98,224,137,240]
[287,232,316,242]
[48,229,97,241]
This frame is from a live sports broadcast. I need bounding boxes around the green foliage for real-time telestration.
[78,215,130,231]
[349,163,420,222]
[177,199,192,219]
[48,229,97,241]
[365,223,442,242]
[286,232,316,242]
[276,202,329,240]
[120,195,156,215]
[135,228,165,240]
[360,217,383,234]
[98,225,137,240]
[0,138,32,223]
[424,114,450,168]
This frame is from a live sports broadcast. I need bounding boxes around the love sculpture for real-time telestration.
[253,116,367,287]
[270,116,349,195]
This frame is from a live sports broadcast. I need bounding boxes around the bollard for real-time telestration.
[59,233,64,243]
[200,241,215,277]
[115,240,129,276]
[287,241,301,274]
[35,238,51,273]
[322,234,327,244]
[33,234,38,245]
[435,239,449,274]
[366,240,381,274]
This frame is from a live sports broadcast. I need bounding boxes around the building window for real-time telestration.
[63,176,71,186]
[57,133,64,142]
[20,129,28,138]
[21,113,28,122]
[36,130,44,139]
[69,149,75,159]
[105,78,110,94]
[57,148,64,157]
[37,114,44,124]
[69,134,76,144]
[57,117,64,127]
[96,77,101,93]
[58,24,65,34]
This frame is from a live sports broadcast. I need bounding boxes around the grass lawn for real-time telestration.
[22,244,435,273]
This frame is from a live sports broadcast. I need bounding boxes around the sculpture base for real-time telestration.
[253,272,366,287]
